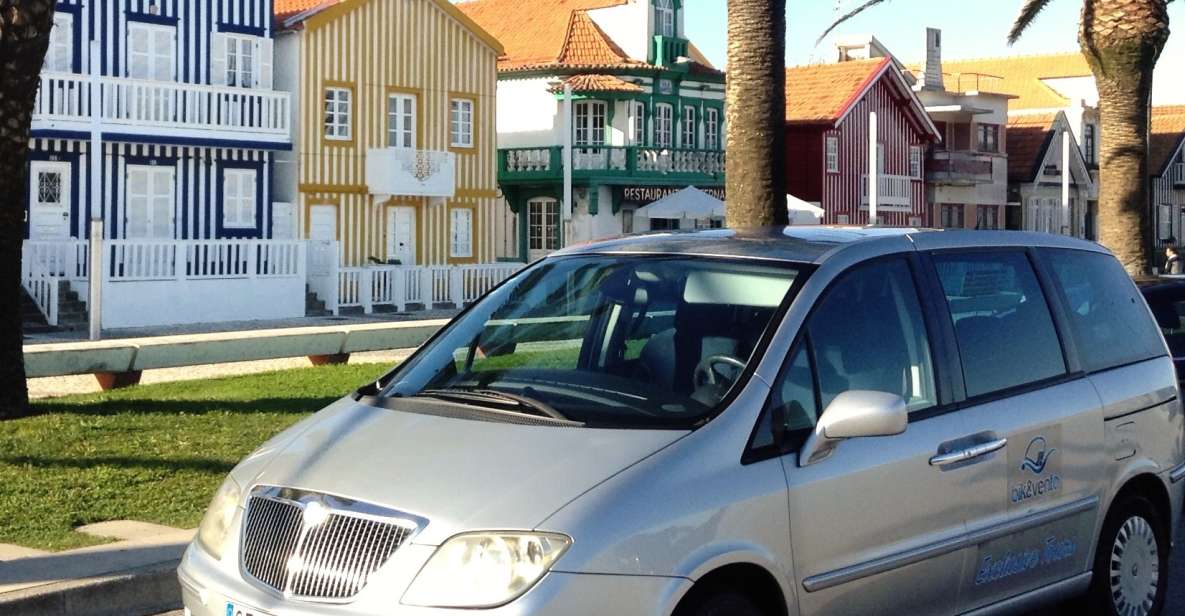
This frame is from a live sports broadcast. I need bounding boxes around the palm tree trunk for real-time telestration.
[1080,0,1170,275]
[725,0,789,228]
[0,0,56,419]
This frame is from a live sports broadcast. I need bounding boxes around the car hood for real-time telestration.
[243,398,688,545]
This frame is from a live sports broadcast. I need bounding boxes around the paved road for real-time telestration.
[153,519,1185,615]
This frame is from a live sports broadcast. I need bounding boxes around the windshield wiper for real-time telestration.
[416,388,571,421]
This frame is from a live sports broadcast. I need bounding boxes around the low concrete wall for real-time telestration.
[24,319,450,379]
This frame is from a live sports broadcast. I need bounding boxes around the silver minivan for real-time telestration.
[180,228,1185,616]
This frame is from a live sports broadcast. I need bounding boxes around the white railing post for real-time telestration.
[450,267,464,309]
[420,267,433,308]
[329,242,341,315]
[394,267,407,312]
[361,268,374,314]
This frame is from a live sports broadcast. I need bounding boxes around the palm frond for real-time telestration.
[1008,0,1056,44]
[816,0,888,46]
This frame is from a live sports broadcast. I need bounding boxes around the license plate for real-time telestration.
[225,601,275,616]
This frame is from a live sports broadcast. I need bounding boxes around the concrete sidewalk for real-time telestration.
[0,521,192,616]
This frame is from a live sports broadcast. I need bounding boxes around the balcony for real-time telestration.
[1173,163,1185,187]
[653,35,689,67]
[860,174,914,210]
[499,146,725,184]
[32,72,291,143]
[927,150,995,185]
[365,148,457,198]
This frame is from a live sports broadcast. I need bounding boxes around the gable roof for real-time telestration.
[925,52,1091,111]
[457,0,719,75]
[549,73,644,94]
[1151,105,1185,177]
[1006,113,1057,183]
[785,59,887,123]
[785,58,940,141]
[277,0,503,53]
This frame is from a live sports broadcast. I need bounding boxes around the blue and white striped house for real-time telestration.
[24,0,300,329]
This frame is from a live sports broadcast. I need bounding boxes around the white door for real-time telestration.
[125,166,175,239]
[127,23,176,81]
[271,202,295,240]
[527,198,560,262]
[29,162,71,241]
[386,206,416,265]
[308,204,338,276]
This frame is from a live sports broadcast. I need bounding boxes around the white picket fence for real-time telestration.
[103,239,304,281]
[336,263,524,314]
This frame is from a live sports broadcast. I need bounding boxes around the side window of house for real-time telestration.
[1044,249,1165,373]
[45,12,74,72]
[222,169,258,229]
[324,87,352,140]
[211,33,274,88]
[631,102,647,145]
[825,136,839,173]
[933,251,1066,398]
[704,107,720,150]
[450,98,475,148]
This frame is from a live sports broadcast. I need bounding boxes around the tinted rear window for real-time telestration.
[1044,249,1165,373]
[933,251,1066,398]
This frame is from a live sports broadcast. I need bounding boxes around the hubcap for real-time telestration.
[1110,515,1160,616]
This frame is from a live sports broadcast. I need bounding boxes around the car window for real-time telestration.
[751,343,819,451]
[933,251,1066,398]
[1045,249,1165,372]
[806,258,937,413]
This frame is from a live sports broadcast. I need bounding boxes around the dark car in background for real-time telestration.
[1139,278,1185,384]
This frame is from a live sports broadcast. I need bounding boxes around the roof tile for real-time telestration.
[549,73,644,94]
[1006,113,1058,183]
[785,59,886,124]
[276,0,338,22]
[910,52,1091,111]
[1152,105,1185,176]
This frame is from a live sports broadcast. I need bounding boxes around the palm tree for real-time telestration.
[0,0,56,419]
[726,0,790,227]
[822,0,1174,275]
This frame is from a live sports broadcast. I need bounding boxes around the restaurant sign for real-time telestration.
[620,186,726,205]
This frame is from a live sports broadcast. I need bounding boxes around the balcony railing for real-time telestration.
[653,35,689,67]
[365,148,457,198]
[32,72,291,142]
[1173,163,1185,187]
[500,146,725,183]
[860,174,914,209]
[927,150,995,185]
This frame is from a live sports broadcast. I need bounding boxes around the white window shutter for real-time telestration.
[256,38,274,89]
[128,25,149,77]
[246,171,258,225]
[211,33,227,86]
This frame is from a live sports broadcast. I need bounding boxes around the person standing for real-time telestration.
[1165,245,1183,275]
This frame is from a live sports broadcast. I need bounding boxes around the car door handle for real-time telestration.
[929,438,1008,467]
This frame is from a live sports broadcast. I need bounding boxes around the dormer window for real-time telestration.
[655,0,676,38]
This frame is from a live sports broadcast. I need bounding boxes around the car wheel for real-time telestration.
[1085,495,1169,616]
[686,591,765,616]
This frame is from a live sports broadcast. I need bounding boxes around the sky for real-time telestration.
[683,0,1185,104]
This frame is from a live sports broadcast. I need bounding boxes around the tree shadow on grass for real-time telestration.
[29,396,343,417]
[0,454,235,474]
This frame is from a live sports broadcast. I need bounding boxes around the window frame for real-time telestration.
[223,33,257,88]
[127,21,177,81]
[449,207,474,259]
[45,12,74,73]
[449,97,475,149]
[388,91,418,149]
[976,123,999,153]
[654,103,674,149]
[909,145,923,179]
[825,136,839,173]
[681,105,697,149]
[654,0,676,38]
[573,100,607,147]
[704,107,721,150]
[323,85,353,142]
[221,167,259,230]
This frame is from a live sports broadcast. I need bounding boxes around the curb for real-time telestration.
[0,560,181,616]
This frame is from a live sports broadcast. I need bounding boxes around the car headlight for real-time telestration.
[402,532,571,608]
[196,476,242,560]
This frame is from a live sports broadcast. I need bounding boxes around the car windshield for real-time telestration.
[382,256,802,428]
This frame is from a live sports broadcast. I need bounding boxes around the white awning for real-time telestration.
[637,186,725,220]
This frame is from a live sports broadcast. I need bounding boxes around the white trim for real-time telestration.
[450,97,475,148]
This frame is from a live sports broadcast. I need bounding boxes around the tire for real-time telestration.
[1083,495,1169,616]
[684,591,765,616]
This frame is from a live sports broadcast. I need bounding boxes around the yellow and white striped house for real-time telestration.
[273,0,504,266]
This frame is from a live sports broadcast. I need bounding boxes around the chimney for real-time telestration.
[920,27,944,91]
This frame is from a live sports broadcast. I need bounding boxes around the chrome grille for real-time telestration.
[239,487,423,602]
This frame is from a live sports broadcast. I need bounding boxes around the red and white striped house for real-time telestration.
[784,57,941,226]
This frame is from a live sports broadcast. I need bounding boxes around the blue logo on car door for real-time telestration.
[1020,437,1056,474]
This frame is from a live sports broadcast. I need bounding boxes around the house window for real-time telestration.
[324,87,352,140]
[909,146,923,179]
[631,101,646,145]
[681,106,696,149]
[976,204,1000,230]
[1160,204,1174,241]
[825,136,839,173]
[940,203,965,228]
[127,22,176,81]
[224,35,255,88]
[529,199,560,251]
[655,0,676,37]
[574,101,607,146]
[976,123,999,153]
[622,207,636,234]
[1084,124,1097,165]
[450,98,474,148]
[654,103,674,148]
[704,107,720,150]
[450,208,473,258]
[222,169,258,229]
[388,94,416,149]
[45,12,73,72]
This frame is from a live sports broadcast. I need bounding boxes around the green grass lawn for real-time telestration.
[0,363,390,551]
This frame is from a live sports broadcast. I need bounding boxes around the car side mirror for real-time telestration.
[798,390,908,467]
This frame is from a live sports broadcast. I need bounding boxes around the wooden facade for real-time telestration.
[279,0,503,266]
